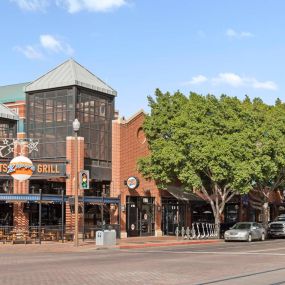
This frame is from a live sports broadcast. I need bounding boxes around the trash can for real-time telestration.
[96,230,116,246]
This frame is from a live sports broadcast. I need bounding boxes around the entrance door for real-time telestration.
[126,196,155,237]
[163,204,179,235]
[162,202,186,235]
[127,199,139,237]
[140,198,155,236]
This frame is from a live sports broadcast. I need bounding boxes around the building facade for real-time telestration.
[0,60,119,236]
[1,59,285,239]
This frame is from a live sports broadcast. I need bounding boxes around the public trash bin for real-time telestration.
[96,230,116,246]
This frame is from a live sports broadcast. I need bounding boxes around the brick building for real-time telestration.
[112,110,212,238]
[0,59,119,236]
[1,59,285,239]
[112,110,285,237]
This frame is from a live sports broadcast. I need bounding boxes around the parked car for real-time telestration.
[224,222,266,242]
[268,214,285,238]
[220,222,236,239]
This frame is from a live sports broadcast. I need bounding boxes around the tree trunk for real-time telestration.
[262,202,269,230]
[215,214,221,239]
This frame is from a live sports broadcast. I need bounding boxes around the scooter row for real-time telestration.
[175,223,218,239]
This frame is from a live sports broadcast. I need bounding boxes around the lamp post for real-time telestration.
[73,118,80,247]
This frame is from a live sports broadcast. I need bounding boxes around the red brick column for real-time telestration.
[12,135,29,229]
[66,136,84,232]
[13,203,29,229]
[120,193,127,238]
[154,192,162,236]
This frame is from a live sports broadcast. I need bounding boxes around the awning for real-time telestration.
[0,194,120,204]
[166,185,203,202]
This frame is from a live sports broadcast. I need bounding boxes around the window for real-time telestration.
[27,88,73,158]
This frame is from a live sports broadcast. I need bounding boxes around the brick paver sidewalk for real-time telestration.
[0,236,220,253]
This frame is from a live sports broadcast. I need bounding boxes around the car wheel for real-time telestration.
[261,233,265,241]
[247,234,252,242]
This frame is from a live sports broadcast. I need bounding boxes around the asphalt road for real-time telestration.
[1,239,285,285]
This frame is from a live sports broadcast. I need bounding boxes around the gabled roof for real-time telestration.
[0,103,19,121]
[25,59,117,96]
[0,82,29,103]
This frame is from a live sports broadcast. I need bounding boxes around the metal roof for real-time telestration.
[0,82,28,103]
[25,59,117,96]
[0,103,19,121]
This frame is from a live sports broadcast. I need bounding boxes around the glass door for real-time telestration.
[126,197,139,237]
[126,196,155,237]
[140,198,155,236]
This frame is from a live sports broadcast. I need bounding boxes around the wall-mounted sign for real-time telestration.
[0,162,66,177]
[7,156,35,181]
[126,176,139,190]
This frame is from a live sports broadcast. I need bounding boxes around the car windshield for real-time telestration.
[232,223,251,230]
[276,216,285,221]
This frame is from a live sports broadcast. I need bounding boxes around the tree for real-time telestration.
[247,98,285,227]
[138,90,256,237]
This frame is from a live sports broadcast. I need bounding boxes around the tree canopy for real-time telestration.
[138,89,285,232]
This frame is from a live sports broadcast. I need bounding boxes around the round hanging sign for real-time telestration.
[126,176,139,190]
[7,156,35,181]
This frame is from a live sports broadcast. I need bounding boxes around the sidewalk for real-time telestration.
[117,236,220,249]
[0,236,221,253]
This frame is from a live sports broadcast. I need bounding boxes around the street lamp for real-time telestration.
[73,118,80,247]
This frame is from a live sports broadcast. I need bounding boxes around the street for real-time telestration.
[0,239,285,284]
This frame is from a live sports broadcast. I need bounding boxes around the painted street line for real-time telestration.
[124,250,285,256]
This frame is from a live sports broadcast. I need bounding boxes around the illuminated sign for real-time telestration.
[126,176,139,190]
[0,162,66,177]
[7,156,35,181]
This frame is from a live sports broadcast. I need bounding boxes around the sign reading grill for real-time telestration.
[0,162,66,177]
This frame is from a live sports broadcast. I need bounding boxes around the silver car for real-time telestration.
[224,222,266,242]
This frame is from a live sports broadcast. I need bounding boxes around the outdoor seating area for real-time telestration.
[0,224,120,244]
[0,227,66,244]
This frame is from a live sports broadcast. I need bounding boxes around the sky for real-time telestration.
[1,0,285,118]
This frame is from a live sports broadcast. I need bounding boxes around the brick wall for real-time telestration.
[112,111,163,237]
[66,136,85,231]
[12,133,29,229]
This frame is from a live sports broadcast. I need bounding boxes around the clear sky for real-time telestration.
[1,0,285,118]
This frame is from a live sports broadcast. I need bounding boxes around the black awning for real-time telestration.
[166,185,203,202]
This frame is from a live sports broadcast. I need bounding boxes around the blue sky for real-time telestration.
[1,0,285,117]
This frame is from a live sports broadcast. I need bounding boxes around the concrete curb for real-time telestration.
[119,239,221,249]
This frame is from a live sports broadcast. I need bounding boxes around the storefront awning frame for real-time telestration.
[0,194,120,204]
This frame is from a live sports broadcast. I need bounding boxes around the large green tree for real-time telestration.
[247,98,285,227]
[138,90,258,237]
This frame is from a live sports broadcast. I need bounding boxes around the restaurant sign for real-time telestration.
[7,156,35,181]
[0,161,66,177]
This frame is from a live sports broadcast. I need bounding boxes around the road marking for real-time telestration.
[193,267,285,285]
[247,246,285,253]
[124,249,285,256]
